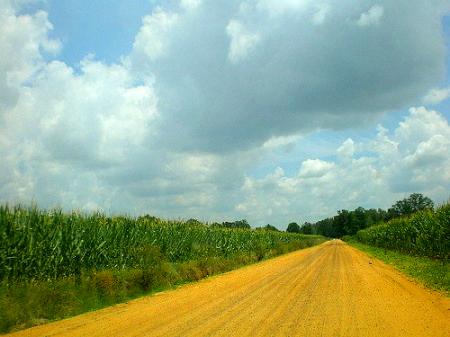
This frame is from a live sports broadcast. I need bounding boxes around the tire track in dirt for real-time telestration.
[6,240,450,337]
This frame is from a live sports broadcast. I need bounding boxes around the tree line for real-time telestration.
[286,193,434,237]
[185,193,434,237]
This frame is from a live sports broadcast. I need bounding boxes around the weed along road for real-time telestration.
[7,241,450,337]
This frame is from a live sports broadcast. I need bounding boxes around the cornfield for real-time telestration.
[0,205,323,281]
[355,203,450,259]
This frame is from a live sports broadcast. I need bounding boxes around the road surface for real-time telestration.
[7,240,450,337]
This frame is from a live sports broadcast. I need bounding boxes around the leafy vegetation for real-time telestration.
[298,193,437,238]
[387,193,434,218]
[354,203,450,260]
[210,219,251,229]
[0,205,324,281]
[287,222,300,233]
[255,224,280,232]
[0,204,325,333]
[302,207,388,237]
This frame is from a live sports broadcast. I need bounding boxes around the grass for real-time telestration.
[347,240,450,296]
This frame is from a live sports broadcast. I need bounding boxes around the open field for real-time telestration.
[6,240,450,337]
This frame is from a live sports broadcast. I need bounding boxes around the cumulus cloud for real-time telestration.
[298,159,335,178]
[357,5,384,27]
[128,0,449,152]
[312,4,331,25]
[423,87,450,105]
[0,2,160,213]
[226,20,261,63]
[262,134,302,150]
[180,0,202,11]
[337,138,355,159]
[235,107,450,226]
[132,8,178,62]
[1,1,449,226]
[0,1,60,112]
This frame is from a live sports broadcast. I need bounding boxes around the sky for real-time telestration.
[1,0,450,228]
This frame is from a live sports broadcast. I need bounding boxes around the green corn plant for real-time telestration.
[356,203,450,260]
[0,204,324,281]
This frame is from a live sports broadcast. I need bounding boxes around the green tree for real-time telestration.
[388,193,434,218]
[185,218,203,226]
[264,224,279,231]
[221,219,251,229]
[300,222,313,234]
[286,222,300,233]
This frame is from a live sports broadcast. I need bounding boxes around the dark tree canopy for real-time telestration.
[219,219,251,229]
[264,224,279,231]
[256,224,279,231]
[286,222,300,233]
[185,218,203,226]
[300,222,313,234]
[387,193,434,218]
[298,193,434,238]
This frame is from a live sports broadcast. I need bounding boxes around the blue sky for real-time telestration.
[1,0,450,227]
[43,0,157,65]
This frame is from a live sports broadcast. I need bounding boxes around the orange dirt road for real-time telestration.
[7,240,450,337]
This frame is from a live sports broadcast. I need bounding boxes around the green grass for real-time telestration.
[347,240,450,296]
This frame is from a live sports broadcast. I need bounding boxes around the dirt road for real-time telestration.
[7,240,450,337]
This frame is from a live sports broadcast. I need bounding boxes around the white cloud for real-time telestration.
[337,138,355,158]
[235,107,450,226]
[0,2,60,112]
[127,1,448,152]
[298,159,335,178]
[357,5,384,27]
[132,8,178,62]
[226,20,261,63]
[395,107,450,152]
[180,0,202,11]
[0,1,449,228]
[262,134,302,149]
[255,0,311,17]
[312,4,331,25]
[423,87,450,105]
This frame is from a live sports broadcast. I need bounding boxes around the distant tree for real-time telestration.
[221,219,251,229]
[264,224,279,231]
[237,219,251,229]
[315,218,334,237]
[186,218,203,226]
[365,208,388,226]
[300,222,313,234]
[388,193,434,218]
[286,222,300,233]
[138,214,158,222]
[333,210,350,237]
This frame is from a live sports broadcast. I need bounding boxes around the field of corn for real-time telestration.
[0,204,326,332]
[0,205,324,281]
[355,203,450,260]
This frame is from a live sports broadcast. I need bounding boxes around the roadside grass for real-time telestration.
[0,238,326,334]
[346,240,449,296]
